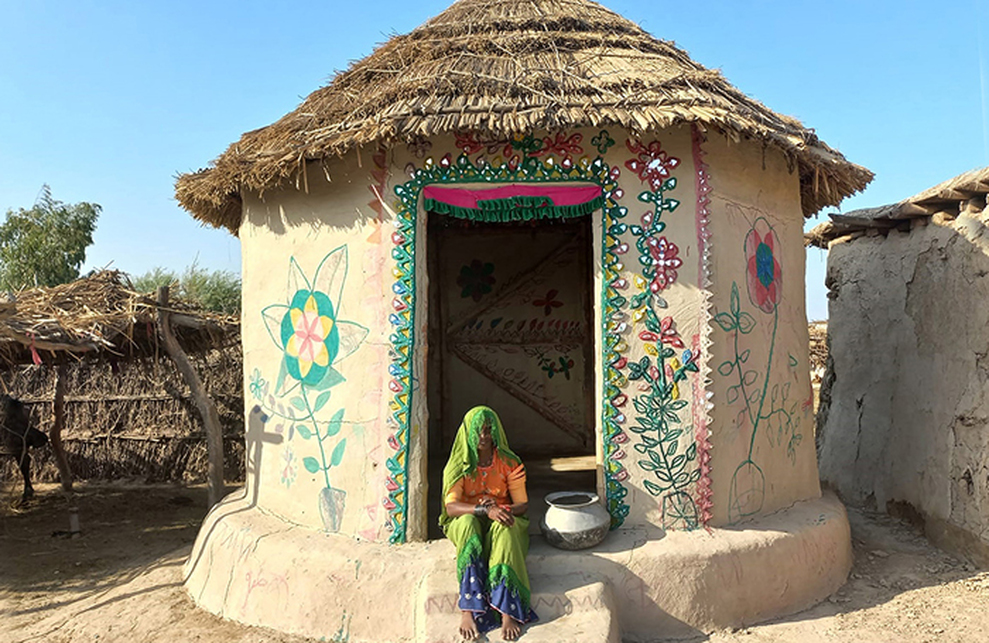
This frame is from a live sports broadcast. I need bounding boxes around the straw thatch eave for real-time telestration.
[175,0,872,233]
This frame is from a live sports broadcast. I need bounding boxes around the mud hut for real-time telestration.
[810,167,989,567]
[176,0,871,639]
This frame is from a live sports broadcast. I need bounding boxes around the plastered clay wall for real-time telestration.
[236,126,820,543]
[819,215,989,565]
[240,148,402,542]
[704,136,820,526]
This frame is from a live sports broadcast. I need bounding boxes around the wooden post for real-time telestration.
[50,362,73,492]
[157,286,225,508]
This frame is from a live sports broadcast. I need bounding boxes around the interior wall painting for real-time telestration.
[441,231,591,452]
[249,246,370,532]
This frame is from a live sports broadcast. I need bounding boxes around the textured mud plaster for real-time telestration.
[819,215,989,565]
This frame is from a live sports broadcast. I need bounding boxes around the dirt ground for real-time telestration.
[1,483,987,643]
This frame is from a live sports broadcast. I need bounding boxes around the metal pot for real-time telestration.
[540,491,610,550]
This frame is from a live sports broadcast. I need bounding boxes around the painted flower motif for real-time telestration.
[744,218,783,313]
[457,259,496,302]
[646,236,682,292]
[262,247,370,393]
[281,447,298,487]
[533,289,564,316]
[625,139,680,192]
[659,316,685,349]
[249,368,267,400]
[592,130,616,155]
[665,357,683,400]
[407,136,432,159]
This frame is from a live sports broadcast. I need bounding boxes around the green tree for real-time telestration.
[0,185,100,290]
[132,263,241,315]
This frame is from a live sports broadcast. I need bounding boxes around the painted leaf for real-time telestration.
[737,312,757,335]
[296,425,313,440]
[638,460,658,472]
[290,397,307,411]
[717,361,734,376]
[314,390,332,413]
[330,438,347,467]
[739,349,751,364]
[325,408,345,438]
[311,366,346,392]
[303,457,321,474]
[644,307,662,333]
[713,313,736,333]
[643,479,663,496]
[730,283,740,316]
[665,441,678,457]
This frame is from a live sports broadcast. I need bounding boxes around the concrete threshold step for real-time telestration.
[416,568,619,643]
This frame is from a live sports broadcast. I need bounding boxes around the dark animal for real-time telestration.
[0,394,48,501]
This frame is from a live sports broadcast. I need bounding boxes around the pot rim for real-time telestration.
[544,490,600,509]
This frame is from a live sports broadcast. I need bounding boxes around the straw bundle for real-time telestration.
[0,270,237,368]
[176,0,872,233]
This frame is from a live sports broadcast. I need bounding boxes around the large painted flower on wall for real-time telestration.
[262,246,369,394]
[744,218,783,314]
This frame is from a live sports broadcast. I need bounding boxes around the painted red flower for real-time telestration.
[533,289,564,316]
[625,138,680,192]
[646,236,682,292]
[659,316,685,349]
[744,218,783,313]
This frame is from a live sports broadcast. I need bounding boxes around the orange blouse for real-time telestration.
[444,453,528,507]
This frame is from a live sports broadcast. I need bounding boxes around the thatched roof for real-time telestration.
[176,0,872,233]
[806,166,989,248]
[0,271,238,369]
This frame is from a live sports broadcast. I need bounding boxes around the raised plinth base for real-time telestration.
[184,492,852,642]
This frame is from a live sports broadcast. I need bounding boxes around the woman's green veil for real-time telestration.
[439,406,521,529]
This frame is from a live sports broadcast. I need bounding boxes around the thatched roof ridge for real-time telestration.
[806,166,989,248]
[176,0,872,233]
[0,271,238,369]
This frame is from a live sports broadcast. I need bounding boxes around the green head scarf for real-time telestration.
[439,405,521,529]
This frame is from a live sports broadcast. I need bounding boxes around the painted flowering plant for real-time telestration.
[260,246,369,532]
[715,217,802,523]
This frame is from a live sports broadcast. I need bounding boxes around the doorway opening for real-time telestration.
[426,211,597,539]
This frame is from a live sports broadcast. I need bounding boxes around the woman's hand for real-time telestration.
[486,504,515,527]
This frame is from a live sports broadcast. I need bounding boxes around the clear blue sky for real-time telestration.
[1,0,987,320]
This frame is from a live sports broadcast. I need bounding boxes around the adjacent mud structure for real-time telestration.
[175,0,871,639]
[811,167,989,568]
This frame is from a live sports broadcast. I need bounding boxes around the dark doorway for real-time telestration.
[426,213,597,539]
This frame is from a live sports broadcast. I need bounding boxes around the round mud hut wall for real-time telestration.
[236,128,819,540]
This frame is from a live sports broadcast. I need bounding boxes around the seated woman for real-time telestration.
[440,406,538,641]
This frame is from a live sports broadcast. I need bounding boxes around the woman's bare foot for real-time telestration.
[459,611,479,641]
[501,614,522,641]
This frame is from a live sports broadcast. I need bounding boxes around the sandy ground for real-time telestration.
[1,483,987,643]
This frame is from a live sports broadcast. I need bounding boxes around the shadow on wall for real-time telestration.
[242,152,390,236]
[183,406,282,584]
